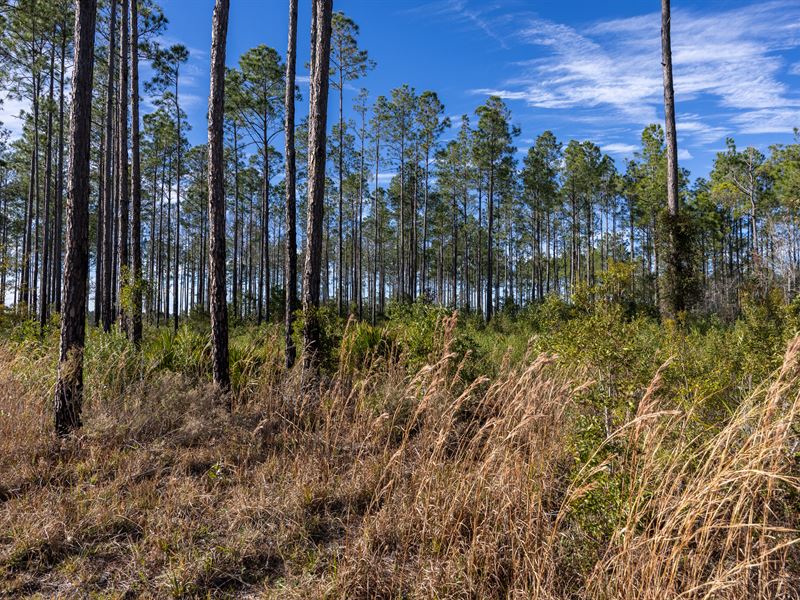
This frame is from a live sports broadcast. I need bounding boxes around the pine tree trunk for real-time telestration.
[357,111,365,318]
[117,0,129,328]
[0,179,6,305]
[486,163,494,322]
[302,0,333,371]
[40,41,56,331]
[32,76,41,314]
[661,0,684,317]
[262,142,270,323]
[337,65,344,317]
[21,76,40,315]
[173,69,181,331]
[54,0,97,436]
[94,98,106,325]
[411,148,417,300]
[102,0,117,332]
[284,0,298,368]
[165,164,171,322]
[372,134,380,325]
[451,181,457,309]
[463,178,470,311]
[232,121,240,319]
[53,24,67,313]
[130,0,142,345]
[207,0,231,391]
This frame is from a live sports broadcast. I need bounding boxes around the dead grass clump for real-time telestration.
[0,319,798,598]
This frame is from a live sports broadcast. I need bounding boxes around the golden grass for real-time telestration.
[0,317,798,598]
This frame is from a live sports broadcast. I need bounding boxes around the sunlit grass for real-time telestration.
[0,304,798,597]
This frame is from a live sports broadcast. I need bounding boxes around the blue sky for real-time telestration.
[7,0,800,178]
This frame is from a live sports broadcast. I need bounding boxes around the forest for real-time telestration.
[1,0,800,597]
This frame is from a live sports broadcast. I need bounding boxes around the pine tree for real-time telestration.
[207,0,230,391]
[54,0,97,436]
[284,0,299,368]
[302,0,333,372]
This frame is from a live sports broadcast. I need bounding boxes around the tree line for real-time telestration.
[0,0,798,433]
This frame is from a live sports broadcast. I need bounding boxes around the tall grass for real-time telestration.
[0,314,797,597]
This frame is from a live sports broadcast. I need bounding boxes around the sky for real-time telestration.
[5,0,800,178]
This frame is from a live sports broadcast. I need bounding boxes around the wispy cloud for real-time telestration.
[732,108,800,134]
[403,0,513,50]
[473,0,800,151]
[676,114,730,145]
[153,34,208,60]
[602,143,638,156]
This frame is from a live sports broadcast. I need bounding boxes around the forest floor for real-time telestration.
[1,298,800,598]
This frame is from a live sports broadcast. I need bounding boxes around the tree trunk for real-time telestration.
[302,0,333,371]
[207,0,231,391]
[130,0,142,345]
[54,0,97,436]
[284,0,298,368]
[102,0,116,332]
[94,98,106,325]
[451,180,457,309]
[21,75,40,314]
[265,144,271,321]
[463,175,470,311]
[117,0,129,328]
[337,61,344,317]
[232,121,240,319]
[661,0,684,318]
[40,40,56,331]
[173,68,181,331]
[372,133,380,325]
[54,25,67,314]
[485,162,494,322]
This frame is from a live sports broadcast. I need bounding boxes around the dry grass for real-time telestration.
[0,316,798,598]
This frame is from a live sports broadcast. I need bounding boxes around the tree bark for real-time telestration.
[173,64,182,331]
[486,162,494,322]
[302,0,333,371]
[661,0,685,317]
[284,0,298,368]
[54,0,97,436]
[207,0,231,391]
[53,24,67,314]
[117,0,129,328]
[372,130,380,325]
[337,53,344,317]
[232,121,240,319]
[39,39,56,331]
[662,0,679,220]
[102,0,117,332]
[22,75,40,314]
[130,0,142,345]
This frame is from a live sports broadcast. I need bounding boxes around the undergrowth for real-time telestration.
[0,294,798,598]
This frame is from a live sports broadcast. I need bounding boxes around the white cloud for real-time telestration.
[678,148,693,160]
[732,108,800,134]
[153,35,208,61]
[178,93,205,110]
[406,0,510,49]
[477,1,800,148]
[677,113,729,145]
[602,143,638,156]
